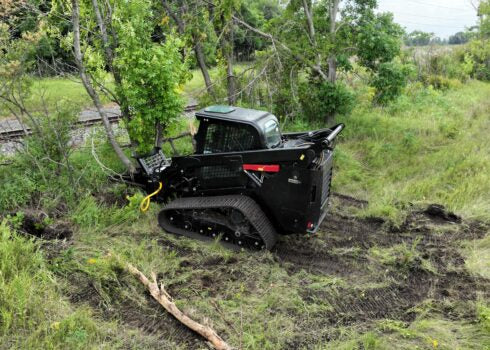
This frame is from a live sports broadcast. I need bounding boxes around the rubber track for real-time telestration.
[158,195,278,250]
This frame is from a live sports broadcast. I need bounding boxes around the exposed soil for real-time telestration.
[11,209,73,240]
[274,194,489,338]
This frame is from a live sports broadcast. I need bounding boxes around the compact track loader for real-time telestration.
[134,105,344,250]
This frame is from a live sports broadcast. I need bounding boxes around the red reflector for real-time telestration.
[243,164,280,172]
[307,221,314,230]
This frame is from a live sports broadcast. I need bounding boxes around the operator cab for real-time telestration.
[194,105,282,154]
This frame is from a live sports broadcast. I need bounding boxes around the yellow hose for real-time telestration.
[140,182,163,212]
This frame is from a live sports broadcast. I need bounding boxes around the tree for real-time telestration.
[463,0,490,80]
[404,31,434,46]
[161,0,217,95]
[114,0,188,153]
[478,0,490,37]
[448,31,470,45]
[68,0,188,170]
[231,0,405,119]
[71,0,134,171]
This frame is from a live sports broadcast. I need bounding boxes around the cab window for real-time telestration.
[263,119,281,148]
[203,122,259,153]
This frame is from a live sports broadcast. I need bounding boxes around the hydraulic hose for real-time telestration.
[140,182,163,212]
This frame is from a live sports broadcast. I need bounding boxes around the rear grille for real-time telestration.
[321,151,333,204]
[321,168,332,204]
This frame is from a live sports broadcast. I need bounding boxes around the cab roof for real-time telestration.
[195,105,272,125]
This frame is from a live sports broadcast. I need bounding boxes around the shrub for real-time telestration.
[426,51,469,82]
[0,168,37,212]
[463,40,490,81]
[371,62,412,105]
[299,81,354,122]
[422,74,462,91]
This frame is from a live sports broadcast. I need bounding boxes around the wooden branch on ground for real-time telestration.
[126,264,231,350]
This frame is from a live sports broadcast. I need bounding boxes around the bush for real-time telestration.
[0,168,37,212]
[463,40,490,81]
[371,62,412,105]
[426,51,469,82]
[421,74,462,91]
[299,81,354,122]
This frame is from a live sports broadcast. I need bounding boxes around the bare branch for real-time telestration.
[127,263,232,350]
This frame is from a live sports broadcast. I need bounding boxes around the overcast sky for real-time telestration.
[376,0,479,38]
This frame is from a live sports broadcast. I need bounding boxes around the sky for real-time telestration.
[376,0,479,38]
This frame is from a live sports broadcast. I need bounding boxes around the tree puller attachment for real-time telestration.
[132,105,344,250]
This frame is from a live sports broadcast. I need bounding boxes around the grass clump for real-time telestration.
[463,235,490,280]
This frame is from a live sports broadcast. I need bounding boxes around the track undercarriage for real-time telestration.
[158,195,277,250]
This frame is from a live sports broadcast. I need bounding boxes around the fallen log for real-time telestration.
[126,264,231,350]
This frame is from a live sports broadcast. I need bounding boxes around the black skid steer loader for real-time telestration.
[133,105,344,250]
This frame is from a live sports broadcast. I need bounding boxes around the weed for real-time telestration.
[0,220,118,349]
[477,302,490,332]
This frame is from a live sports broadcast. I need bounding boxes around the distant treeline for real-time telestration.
[404,29,480,47]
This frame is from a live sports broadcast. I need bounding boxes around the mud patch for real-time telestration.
[423,204,461,223]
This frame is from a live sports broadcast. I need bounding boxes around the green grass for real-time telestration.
[333,81,490,223]
[0,220,113,349]
[463,235,490,279]
[0,77,114,120]
[0,65,251,119]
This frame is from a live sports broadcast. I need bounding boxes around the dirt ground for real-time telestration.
[277,195,489,333]
[17,193,490,349]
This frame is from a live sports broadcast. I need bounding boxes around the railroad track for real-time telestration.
[0,104,198,142]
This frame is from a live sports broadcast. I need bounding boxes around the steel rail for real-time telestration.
[0,104,198,142]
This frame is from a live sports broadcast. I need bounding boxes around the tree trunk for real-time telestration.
[328,56,337,83]
[91,0,132,127]
[194,39,214,95]
[302,0,316,46]
[225,22,236,105]
[72,0,135,173]
[226,55,235,105]
[162,1,185,35]
[155,121,164,150]
[328,0,340,83]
